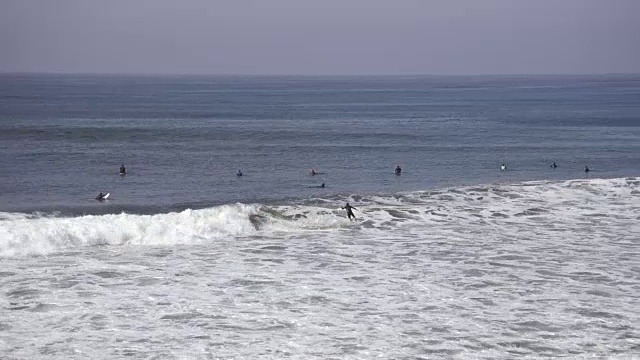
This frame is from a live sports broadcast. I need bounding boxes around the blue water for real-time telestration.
[1,74,639,359]
[1,74,638,214]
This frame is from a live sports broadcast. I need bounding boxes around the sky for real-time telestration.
[1,0,639,75]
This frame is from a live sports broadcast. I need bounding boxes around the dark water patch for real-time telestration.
[135,277,162,286]
[0,271,16,277]
[261,258,284,264]
[92,271,125,279]
[260,245,287,251]
[226,278,279,287]
[585,289,613,297]
[29,303,70,312]
[463,269,485,277]
[161,311,205,321]
[510,320,562,333]
[574,308,623,319]
[491,212,509,218]
[426,210,448,217]
[488,262,529,269]
[489,254,533,261]
[6,287,43,299]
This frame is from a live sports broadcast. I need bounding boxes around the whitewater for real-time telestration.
[1,177,638,358]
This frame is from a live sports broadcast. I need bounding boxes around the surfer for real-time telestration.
[585,165,590,174]
[95,192,105,201]
[119,164,126,175]
[551,162,558,168]
[395,164,402,175]
[500,164,506,171]
[342,202,357,221]
[237,170,243,177]
[320,183,325,188]
[311,169,317,176]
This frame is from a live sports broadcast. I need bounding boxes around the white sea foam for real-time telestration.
[1,177,638,358]
[1,177,638,257]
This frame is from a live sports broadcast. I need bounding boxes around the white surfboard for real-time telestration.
[103,193,110,199]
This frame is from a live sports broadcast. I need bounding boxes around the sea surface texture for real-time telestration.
[0,74,639,359]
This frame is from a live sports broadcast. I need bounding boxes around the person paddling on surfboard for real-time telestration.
[585,165,590,174]
[119,164,126,175]
[342,202,357,221]
[96,192,105,201]
[395,164,402,175]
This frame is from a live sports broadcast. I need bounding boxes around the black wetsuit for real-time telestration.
[120,166,126,174]
[395,166,401,175]
[342,203,357,220]
[551,162,557,168]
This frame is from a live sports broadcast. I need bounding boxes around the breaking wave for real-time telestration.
[1,177,638,257]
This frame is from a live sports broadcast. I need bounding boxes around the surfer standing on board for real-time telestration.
[342,203,357,221]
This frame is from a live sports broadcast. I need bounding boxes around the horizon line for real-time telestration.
[1,71,639,78]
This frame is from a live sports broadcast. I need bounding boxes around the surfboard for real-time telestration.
[103,193,110,199]
[119,172,126,176]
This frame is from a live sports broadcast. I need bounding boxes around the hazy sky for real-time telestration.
[1,0,639,75]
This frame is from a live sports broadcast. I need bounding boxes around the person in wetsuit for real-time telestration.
[237,170,243,176]
[320,183,325,188]
[395,165,402,175]
[551,162,558,168]
[585,165,590,174]
[119,164,126,175]
[96,192,104,201]
[342,202,357,221]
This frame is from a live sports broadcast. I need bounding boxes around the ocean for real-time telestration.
[0,74,639,358]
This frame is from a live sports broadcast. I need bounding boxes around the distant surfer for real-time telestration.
[119,164,126,175]
[320,183,325,188]
[342,202,357,221]
[395,164,402,175]
[551,162,557,169]
[500,164,506,171]
[311,169,317,176]
[585,165,590,174]
[237,170,243,177]
[95,192,105,201]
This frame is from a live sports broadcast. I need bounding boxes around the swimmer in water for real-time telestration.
[395,164,402,175]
